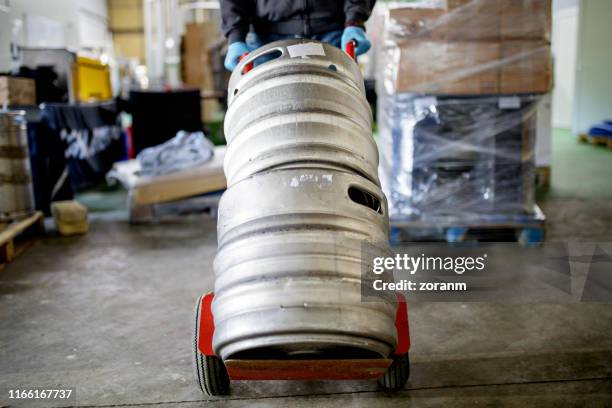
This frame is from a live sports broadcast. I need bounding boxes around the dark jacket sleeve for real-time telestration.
[220,0,253,43]
[344,0,375,25]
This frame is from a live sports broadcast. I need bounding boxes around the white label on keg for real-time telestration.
[287,42,325,58]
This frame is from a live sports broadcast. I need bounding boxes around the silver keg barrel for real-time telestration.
[213,39,396,362]
[223,40,378,186]
[216,168,389,245]
[0,111,35,220]
[212,168,397,360]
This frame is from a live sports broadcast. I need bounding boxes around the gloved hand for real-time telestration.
[224,41,249,71]
[341,26,371,56]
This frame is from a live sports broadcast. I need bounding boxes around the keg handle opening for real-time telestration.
[348,186,383,215]
[238,48,284,76]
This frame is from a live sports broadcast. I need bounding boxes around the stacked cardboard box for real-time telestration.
[0,76,36,106]
[387,0,552,95]
[182,23,224,122]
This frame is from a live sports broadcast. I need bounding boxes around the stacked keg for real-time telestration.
[212,40,397,361]
[0,111,35,220]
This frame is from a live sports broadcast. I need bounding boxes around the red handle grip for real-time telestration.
[239,52,253,73]
[345,40,356,60]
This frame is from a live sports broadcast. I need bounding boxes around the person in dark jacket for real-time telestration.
[221,0,375,71]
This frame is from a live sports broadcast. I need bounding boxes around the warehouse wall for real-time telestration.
[108,0,145,63]
[0,7,14,70]
[552,0,578,129]
[573,0,612,134]
[0,0,108,72]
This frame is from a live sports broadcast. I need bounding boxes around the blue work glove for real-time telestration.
[341,26,371,56]
[224,41,249,71]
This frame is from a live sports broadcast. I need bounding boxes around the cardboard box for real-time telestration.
[385,1,552,95]
[388,0,551,42]
[51,201,89,236]
[394,40,551,95]
[447,0,551,41]
[444,0,501,41]
[0,76,36,106]
[395,41,500,95]
[183,23,220,85]
[182,23,223,122]
[500,42,552,94]
[388,4,499,41]
[387,7,447,40]
[500,0,552,41]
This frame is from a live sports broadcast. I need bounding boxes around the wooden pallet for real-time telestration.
[129,192,221,224]
[0,211,45,271]
[390,206,546,247]
[579,133,612,149]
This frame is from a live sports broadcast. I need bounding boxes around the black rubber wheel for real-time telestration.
[193,295,230,396]
[378,353,410,390]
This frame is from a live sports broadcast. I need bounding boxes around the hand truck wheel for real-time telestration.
[377,353,410,390]
[193,294,230,396]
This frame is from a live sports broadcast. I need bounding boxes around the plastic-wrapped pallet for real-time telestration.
[378,93,539,222]
[375,0,550,225]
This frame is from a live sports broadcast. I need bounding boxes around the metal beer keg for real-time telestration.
[223,40,379,186]
[212,40,396,361]
[212,167,396,360]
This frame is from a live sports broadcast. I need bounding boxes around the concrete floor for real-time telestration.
[1,130,611,407]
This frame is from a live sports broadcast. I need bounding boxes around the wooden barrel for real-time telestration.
[0,111,35,220]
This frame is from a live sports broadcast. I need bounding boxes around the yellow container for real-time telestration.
[74,57,112,102]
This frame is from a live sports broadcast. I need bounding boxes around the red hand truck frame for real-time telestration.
[193,292,410,395]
